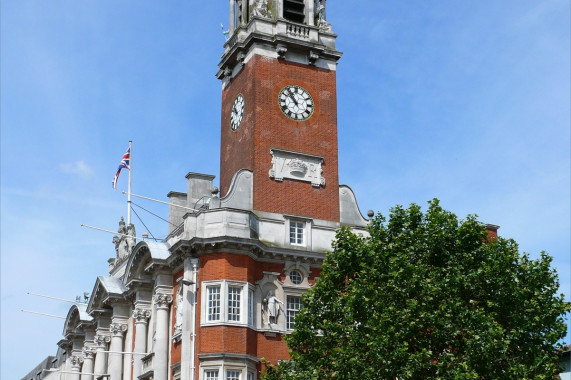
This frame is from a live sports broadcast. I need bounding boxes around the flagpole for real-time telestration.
[127,140,132,225]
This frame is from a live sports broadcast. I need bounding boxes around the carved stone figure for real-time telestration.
[112,217,136,262]
[126,223,136,253]
[314,0,331,31]
[118,217,127,235]
[252,0,271,19]
[174,285,184,335]
[262,291,283,325]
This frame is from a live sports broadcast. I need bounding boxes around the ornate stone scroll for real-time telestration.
[110,322,128,336]
[71,355,84,367]
[94,334,111,347]
[133,308,151,322]
[153,293,173,309]
[269,148,325,188]
[83,346,96,359]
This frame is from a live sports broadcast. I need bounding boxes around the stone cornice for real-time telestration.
[57,339,72,351]
[169,236,326,267]
[198,352,261,364]
[217,19,341,79]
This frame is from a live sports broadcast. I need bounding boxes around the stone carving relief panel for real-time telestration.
[269,149,325,188]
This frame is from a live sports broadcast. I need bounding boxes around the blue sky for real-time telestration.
[1,1,569,378]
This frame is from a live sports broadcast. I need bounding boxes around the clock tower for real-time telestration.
[218,0,342,222]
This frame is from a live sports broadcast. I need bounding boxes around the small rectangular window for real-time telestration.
[205,370,219,380]
[247,372,255,380]
[286,295,303,330]
[228,286,242,321]
[227,370,241,380]
[289,221,304,245]
[207,286,221,321]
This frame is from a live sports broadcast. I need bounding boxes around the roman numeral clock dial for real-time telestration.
[279,85,314,121]
[230,93,245,131]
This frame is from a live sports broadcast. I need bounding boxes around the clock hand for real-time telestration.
[288,93,299,106]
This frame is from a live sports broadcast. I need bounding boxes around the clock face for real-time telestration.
[230,94,245,131]
[278,85,314,121]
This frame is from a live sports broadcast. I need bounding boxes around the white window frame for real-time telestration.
[206,285,222,322]
[284,216,312,249]
[286,294,303,330]
[200,366,256,380]
[227,285,242,322]
[226,369,242,380]
[204,368,220,380]
[201,280,255,327]
[289,221,304,245]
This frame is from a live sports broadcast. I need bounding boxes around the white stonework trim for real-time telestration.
[269,148,325,188]
[200,280,255,328]
[283,216,313,250]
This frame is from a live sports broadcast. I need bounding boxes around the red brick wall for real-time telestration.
[220,55,340,222]
[194,252,321,377]
[485,226,499,240]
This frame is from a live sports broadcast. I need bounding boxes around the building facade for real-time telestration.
[24,2,373,380]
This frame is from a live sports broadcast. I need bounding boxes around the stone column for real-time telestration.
[153,293,173,380]
[122,319,133,380]
[70,355,83,380]
[132,308,151,380]
[230,0,236,32]
[93,334,110,378]
[108,322,128,380]
[81,348,96,380]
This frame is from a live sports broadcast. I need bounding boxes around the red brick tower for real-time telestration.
[218,0,342,222]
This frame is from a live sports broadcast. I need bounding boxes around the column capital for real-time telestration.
[71,355,84,368]
[94,334,111,347]
[83,346,97,359]
[133,308,151,322]
[110,322,128,336]
[153,293,173,309]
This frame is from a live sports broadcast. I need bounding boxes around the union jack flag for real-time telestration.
[112,146,130,190]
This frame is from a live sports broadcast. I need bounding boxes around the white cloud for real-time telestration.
[59,160,94,179]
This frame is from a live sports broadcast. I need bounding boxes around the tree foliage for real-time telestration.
[262,200,569,379]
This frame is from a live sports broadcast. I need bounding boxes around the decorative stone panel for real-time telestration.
[269,148,325,188]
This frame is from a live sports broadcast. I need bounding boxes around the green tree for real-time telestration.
[262,200,569,380]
